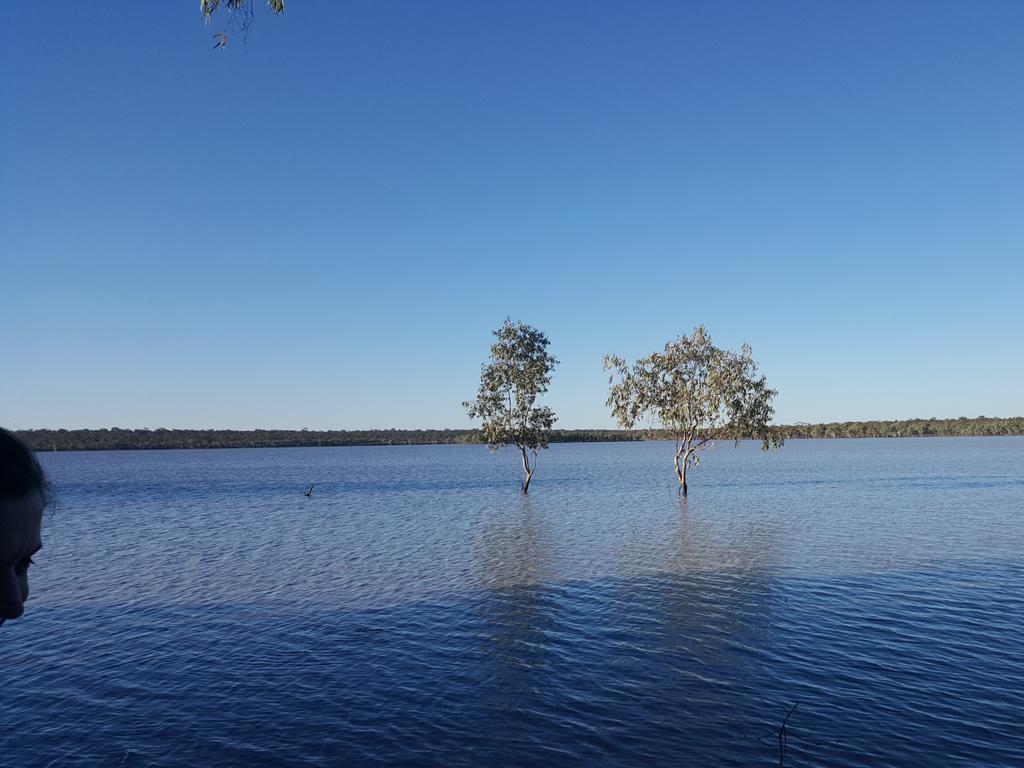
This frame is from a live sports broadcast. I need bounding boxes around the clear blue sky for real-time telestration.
[2,2,1022,430]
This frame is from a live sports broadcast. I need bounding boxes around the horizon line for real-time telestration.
[11,414,1024,433]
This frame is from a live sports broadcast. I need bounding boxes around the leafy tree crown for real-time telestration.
[464,319,559,454]
[604,325,781,450]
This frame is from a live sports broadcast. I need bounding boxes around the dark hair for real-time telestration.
[0,428,47,501]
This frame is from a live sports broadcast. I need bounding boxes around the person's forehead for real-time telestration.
[0,491,44,562]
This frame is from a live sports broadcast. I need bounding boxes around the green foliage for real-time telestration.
[202,0,283,41]
[464,319,559,491]
[604,325,781,492]
[201,0,284,20]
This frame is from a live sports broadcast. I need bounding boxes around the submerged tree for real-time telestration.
[465,320,559,493]
[604,326,782,495]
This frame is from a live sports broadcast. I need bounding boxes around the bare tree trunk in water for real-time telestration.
[520,446,535,494]
[674,445,690,496]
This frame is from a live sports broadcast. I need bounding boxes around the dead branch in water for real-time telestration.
[778,702,799,766]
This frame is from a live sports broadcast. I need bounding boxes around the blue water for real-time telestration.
[3,438,1023,766]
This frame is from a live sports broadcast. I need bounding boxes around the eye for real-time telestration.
[15,557,34,575]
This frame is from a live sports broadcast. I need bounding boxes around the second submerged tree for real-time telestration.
[604,325,782,495]
[465,320,558,493]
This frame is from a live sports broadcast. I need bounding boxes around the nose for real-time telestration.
[0,568,25,620]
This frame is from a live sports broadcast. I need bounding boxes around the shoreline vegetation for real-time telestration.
[14,417,1024,452]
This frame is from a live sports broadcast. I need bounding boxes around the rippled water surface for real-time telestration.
[4,439,1024,766]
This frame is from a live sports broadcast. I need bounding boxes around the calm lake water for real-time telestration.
[3,439,1023,766]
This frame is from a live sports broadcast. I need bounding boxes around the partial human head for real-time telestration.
[0,428,46,627]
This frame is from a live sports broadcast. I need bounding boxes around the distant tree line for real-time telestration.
[14,427,647,453]
[14,417,1023,453]
[771,416,1024,440]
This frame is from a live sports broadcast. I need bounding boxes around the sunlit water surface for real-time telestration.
[3,439,1023,766]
